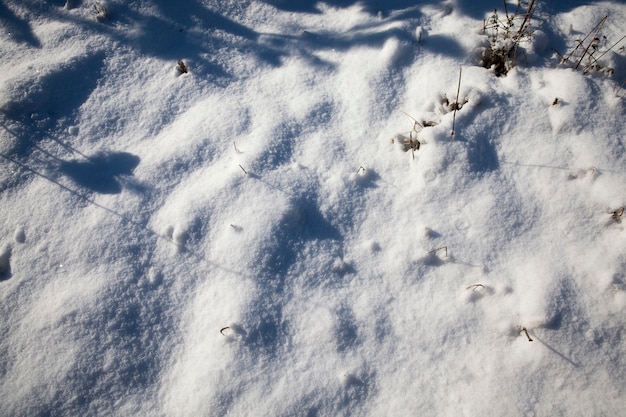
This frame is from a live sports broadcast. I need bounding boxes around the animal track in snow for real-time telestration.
[14,227,26,244]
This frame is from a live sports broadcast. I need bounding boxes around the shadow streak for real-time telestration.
[0,150,245,279]
[501,161,618,174]
[533,335,580,368]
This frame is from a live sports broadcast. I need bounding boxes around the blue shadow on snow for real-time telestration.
[60,151,140,194]
[0,0,41,47]
[467,135,500,173]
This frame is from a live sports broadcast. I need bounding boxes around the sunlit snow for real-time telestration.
[1,1,625,416]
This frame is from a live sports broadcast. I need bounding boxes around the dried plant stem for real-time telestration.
[592,34,626,62]
[516,0,535,39]
[238,164,248,174]
[466,283,485,291]
[451,67,462,137]
[575,16,608,69]
[562,17,607,63]
[400,111,424,132]
[429,246,448,258]
[510,0,534,65]
[522,327,533,342]
[584,33,626,72]
[398,111,423,159]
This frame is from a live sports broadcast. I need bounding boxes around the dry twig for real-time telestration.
[466,283,485,291]
[521,327,533,342]
[451,68,462,137]
[429,246,448,258]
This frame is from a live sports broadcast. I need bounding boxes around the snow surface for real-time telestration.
[1,0,625,416]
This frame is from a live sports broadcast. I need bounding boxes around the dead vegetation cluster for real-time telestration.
[481,0,536,77]
[554,15,626,78]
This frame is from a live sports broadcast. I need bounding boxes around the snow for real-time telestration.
[1,0,625,415]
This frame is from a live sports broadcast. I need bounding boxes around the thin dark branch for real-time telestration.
[451,67,462,137]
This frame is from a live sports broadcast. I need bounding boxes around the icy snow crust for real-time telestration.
[1,0,625,416]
